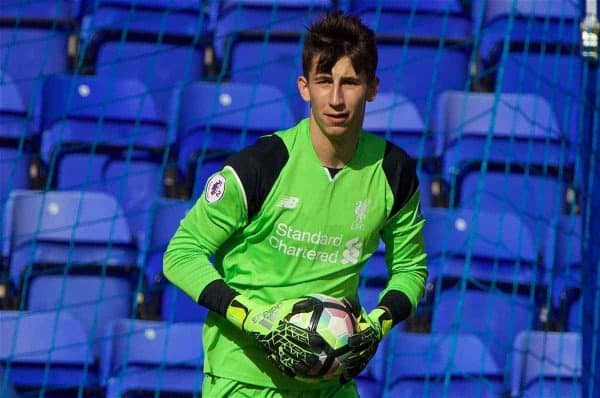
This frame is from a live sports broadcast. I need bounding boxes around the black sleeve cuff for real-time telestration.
[196,279,239,317]
[378,290,413,326]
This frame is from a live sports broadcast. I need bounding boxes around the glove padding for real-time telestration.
[341,298,393,383]
[226,295,325,377]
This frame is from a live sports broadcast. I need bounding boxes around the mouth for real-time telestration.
[324,113,349,124]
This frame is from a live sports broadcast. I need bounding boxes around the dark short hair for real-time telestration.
[302,11,378,81]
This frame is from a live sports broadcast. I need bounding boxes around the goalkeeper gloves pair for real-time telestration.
[225,295,324,377]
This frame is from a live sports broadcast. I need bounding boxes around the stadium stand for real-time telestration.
[39,73,172,236]
[344,0,473,119]
[432,287,536,374]
[0,0,594,396]
[101,319,204,398]
[0,0,79,126]
[510,331,582,397]
[212,0,332,118]
[176,80,295,198]
[477,0,582,163]
[78,0,212,112]
[0,310,96,395]
[383,332,504,397]
[3,190,139,357]
[433,91,569,275]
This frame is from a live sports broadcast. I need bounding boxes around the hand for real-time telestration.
[341,299,393,383]
[225,295,324,377]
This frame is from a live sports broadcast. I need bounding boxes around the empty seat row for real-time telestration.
[1,0,584,128]
[0,71,578,212]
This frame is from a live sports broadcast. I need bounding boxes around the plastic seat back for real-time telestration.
[511,331,582,397]
[423,207,539,286]
[385,332,503,397]
[101,319,204,396]
[81,0,211,111]
[432,289,535,370]
[0,309,95,388]
[177,81,294,178]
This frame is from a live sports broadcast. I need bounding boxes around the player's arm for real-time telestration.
[162,164,246,312]
[163,136,319,377]
[341,144,427,382]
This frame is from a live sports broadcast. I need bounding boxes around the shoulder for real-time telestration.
[224,134,290,219]
[380,140,420,217]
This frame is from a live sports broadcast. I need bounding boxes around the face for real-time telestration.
[298,55,378,141]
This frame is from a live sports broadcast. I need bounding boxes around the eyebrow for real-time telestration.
[312,74,362,83]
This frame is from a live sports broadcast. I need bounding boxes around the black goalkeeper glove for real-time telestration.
[341,299,393,383]
[225,295,325,377]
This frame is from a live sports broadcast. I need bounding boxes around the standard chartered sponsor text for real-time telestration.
[270,222,343,263]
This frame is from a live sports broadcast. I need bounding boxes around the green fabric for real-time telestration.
[202,374,359,398]
[163,118,427,389]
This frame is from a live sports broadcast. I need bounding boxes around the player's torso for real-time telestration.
[220,121,394,301]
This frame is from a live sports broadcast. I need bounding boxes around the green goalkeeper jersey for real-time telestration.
[163,118,427,389]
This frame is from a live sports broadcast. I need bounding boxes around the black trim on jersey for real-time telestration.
[326,166,342,178]
[197,279,239,317]
[225,135,289,220]
[382,142,419,218]
[378,290,413,326]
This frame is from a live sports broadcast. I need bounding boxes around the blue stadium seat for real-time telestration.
[40,73,171,234]
[364,93,431,158]
[345,0,473,117]
[478,0,582,161]
[213,0,333,118]
[0,310,96,391]
[383,332,504,397]
[0,73,33,207]
[3,189,138,355]
[177,81,295,196]
[140,197,207,322]
[423,207,539,287]
[101,319,204,398]
[432,288,535,371]
[510,331,582,398]
[79,0,212,111]
[434,91,568,269]
[0,0,79,130]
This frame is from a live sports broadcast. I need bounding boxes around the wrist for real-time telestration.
[225,294,255,330]
[368,306,393,337]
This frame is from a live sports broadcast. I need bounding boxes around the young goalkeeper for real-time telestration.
[163,11,427,398]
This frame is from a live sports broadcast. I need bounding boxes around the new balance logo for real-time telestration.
[276,196,299,209]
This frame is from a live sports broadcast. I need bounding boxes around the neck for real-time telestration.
[308,118,360,168]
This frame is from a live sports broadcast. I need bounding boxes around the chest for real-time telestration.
[258,163,390,243]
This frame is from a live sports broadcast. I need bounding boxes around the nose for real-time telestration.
[329,83,344,108]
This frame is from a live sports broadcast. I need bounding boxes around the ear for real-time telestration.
[366,76,379,102]
[297,75,310,102]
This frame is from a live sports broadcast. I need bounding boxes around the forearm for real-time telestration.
[162,232,224,302]
[381,190,428,313]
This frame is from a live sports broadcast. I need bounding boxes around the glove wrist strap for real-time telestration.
[225,295,255,330]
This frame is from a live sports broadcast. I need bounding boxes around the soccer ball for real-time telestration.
[286,294,358,380]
